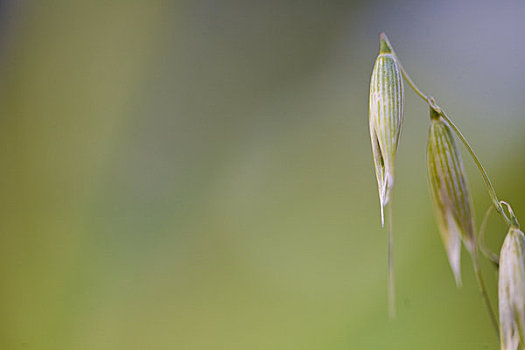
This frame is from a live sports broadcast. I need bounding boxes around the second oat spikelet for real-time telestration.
[427,108,476,286]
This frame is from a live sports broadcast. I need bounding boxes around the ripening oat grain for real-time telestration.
[369,33,404,226]
[369,33,404,318]
[427,109,476,286]
[499,226,525,350]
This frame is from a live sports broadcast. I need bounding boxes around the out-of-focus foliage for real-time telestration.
[0,1,524,349]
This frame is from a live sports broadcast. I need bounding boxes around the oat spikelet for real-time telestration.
[369,33,404,226]
[369,33,404,318]
[427,110,476,286]
[499,226,525,350]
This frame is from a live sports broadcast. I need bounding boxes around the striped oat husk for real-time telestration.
[499,226,525,350]
[427,111,476,286]
[369,34,404,226]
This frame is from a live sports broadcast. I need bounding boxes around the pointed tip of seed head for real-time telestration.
[379,33,392,54]
[454,274,462,288]
[381,204,385,227]
[450,241,462,287]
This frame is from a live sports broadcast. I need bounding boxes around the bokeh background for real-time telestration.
[1,0,524,349]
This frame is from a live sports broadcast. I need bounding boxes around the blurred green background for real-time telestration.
[1,0,524,349]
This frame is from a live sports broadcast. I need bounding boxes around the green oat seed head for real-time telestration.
[499,226,525,350]
[427,110,476,287]
[369,33,404,226]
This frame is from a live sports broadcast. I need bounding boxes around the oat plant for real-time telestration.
[369,33,524,349]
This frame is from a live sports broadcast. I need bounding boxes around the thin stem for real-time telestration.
[479,205,500,265]
[472,253,499,337]
[396,59,428,101]
[387,200,396,319]
[383,33,511,226]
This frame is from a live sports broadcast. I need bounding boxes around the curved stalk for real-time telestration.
[479,205,500,265]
